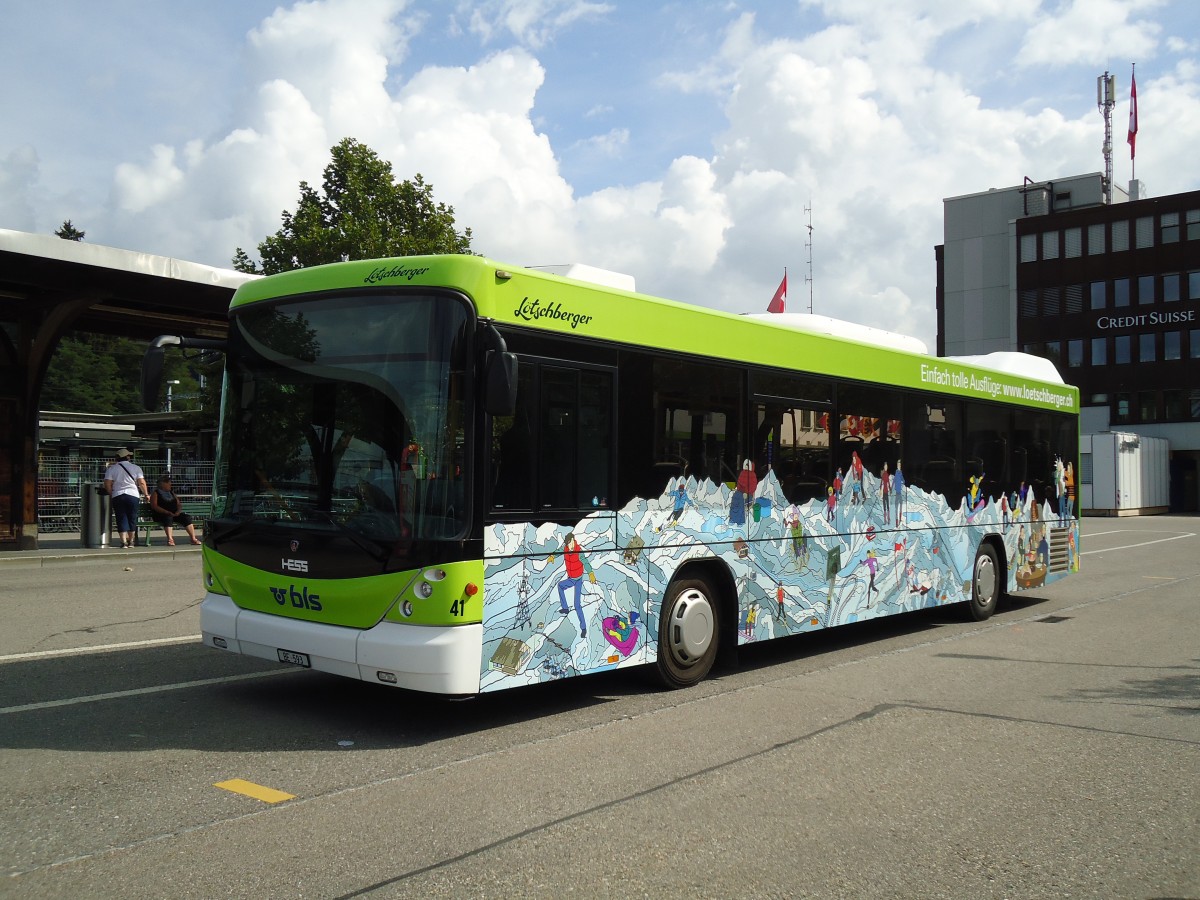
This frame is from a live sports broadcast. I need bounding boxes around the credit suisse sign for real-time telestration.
[1096,306,1197,330]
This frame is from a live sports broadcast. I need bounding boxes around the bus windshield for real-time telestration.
[211,291,471,546]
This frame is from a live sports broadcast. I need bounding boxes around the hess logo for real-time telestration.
[282,558,308,573]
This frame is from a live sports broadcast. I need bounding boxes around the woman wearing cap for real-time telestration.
[103,448,149,549]
[148,474,202,546]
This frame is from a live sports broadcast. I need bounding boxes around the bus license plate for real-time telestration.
[277,648,311,668]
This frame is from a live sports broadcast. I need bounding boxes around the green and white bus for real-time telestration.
[144,254,1080,694]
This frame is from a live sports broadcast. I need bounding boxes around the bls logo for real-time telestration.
[270,584,323,611]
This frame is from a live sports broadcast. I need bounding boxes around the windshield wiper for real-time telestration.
[307,509,390,563]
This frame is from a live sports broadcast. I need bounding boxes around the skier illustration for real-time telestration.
[849,451,864,506]
[892,460,906,525]
[783,503,808,566]
[859,549,880,604]
[661,481,695,531]
[880,462,891,522]
[743,604,759,637]
[967,472,986,512]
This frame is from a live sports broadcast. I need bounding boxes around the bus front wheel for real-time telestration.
[966,543,1001,621]
[654,577,720,689]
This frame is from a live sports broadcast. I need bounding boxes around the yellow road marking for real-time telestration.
[214,779,296,804]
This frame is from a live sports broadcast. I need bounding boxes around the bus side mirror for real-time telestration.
[141,335,181,411]
[141,334,227,411]
[484,351,518,416]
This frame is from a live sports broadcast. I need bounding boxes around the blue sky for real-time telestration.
[3,0,1198,347]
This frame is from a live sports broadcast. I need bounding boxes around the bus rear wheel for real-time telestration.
[966,542,1001,621]
[654,577,720,689]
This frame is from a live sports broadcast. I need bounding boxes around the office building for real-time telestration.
[937,172,1199,513]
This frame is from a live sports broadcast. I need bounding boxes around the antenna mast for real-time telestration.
[804,203,814,313]
[1097,71,1116,204]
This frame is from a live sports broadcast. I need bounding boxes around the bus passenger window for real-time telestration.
[491,361,614,513]
[652,358,742,490]
[491,364,535,511]
[754,401,830,504]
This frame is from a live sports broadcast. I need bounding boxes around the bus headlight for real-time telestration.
[415,581,434,599]
[401,600,413,618]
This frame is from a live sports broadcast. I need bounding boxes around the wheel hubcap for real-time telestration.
[667,588,714,667]
[976,554,996,604]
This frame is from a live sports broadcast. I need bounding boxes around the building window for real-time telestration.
[1112,220,1129,252]
[1164,390,1200,421]
[1115,335,1131,364]
[1068,340,1083,368]
[1189,271,1200,300]
[1115,393,1131,423]
[1135,216,1154,248]
[1091,338,1107,366]
[1090,281,1106,310]
[1139,391,1158,421]
[1089,393,1109,404]
[1019,289,1038,318]
[1138,274,1155,305]
[1114,278,1130,307]
[1165,331,1182,360]
[1164,390,1186,420]
[1064,227,1082,258]
[1045,341,1062,368]
[1042,230,1059,260]
[1065,284,1083,314]
[1043,287,1061,316]
[1187,210,1200,240]
[1022,342,1041,356]
[1080,452,1093,484]
[1161,212,1180,243]
[1139,333,1156,363]
[1191,329,1200,359]
[1087,222,1106,255]
[1020,233,1037,263]
[1164,273,1181,302]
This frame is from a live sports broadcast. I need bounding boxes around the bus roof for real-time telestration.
[229,254,1078,414]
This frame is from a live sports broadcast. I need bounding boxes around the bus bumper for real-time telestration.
[200,593,483,695]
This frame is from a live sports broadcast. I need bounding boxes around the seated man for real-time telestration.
[148,475,202,546]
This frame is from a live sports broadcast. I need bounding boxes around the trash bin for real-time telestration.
[81,482,111,548]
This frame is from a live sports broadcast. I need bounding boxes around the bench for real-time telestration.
[135,500,208,547]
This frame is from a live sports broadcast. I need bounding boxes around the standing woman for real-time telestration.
[104,448,149,549]
[149,474,202,546]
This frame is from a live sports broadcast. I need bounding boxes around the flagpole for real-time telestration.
[1130,62,1137,183]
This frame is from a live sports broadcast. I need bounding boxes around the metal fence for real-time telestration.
[37,458,214,533]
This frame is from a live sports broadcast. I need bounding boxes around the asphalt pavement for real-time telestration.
[1,515,1197,898]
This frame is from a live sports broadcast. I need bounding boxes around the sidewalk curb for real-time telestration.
[0,547,203,568]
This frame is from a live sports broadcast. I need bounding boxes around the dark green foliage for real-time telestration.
[233,138,473,274]
[41,333,209,420]
[55,220,85,241]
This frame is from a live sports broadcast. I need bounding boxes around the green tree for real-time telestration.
[233,138,473,274]
[55,220,85,241]
[42,333,147,414]
[41,332,209,419]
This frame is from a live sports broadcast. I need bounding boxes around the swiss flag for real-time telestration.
[1127,68,1138,159]
[767,273,787,313]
